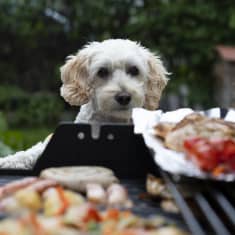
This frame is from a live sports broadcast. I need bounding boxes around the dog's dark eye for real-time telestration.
[97,67,109,78]
[127,66,139,76]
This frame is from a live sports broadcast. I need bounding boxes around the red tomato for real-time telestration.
[223,140,235,160]
[83,207,102,223]
[184,138,220,171]
[103,208,120,220]
[183,137,203,150]
[184,138,235,174]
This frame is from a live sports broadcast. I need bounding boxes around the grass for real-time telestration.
[0,127,54,152]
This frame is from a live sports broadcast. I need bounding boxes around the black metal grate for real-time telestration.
[162,171,235,235]
[121,179,185,227]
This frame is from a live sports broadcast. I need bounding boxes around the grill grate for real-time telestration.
[162,171,235,235]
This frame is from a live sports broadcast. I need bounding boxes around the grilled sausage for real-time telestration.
[0,177,38,199]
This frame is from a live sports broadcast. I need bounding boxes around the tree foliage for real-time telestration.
[1,0,235,108]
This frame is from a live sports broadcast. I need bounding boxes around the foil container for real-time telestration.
[132,107,235,181]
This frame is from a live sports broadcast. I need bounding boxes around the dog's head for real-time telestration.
[60,39,168,117]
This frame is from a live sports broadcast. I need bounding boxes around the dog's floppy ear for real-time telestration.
[144,54,169,110]
[60,53,91,106]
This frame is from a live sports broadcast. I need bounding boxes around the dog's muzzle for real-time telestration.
[115,92,131,106]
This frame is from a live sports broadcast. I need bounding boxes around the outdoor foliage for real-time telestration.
[1,127,53,151]
[0,0,235,151]
[0,110,53,152]
[0,86,63,127]
[1,0,235,107]
[0,112,13,157]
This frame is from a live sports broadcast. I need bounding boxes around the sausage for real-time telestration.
[25,179,58,193]
[0,177,38,199]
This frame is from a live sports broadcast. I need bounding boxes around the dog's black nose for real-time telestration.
[115,92,131,105]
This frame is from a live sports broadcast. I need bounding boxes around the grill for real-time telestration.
[0,123,186,230]
[161,171,235,235]
[158,108,235,235]
[0,118,234,234]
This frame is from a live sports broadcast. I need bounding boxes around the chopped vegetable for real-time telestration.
[83,207,102,223]
[55,186,70,215]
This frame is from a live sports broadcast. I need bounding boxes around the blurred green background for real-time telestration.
[1,0,235,155]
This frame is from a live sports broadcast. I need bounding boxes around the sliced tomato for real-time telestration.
[184,138,220,171]
[223,140,235,160]
[83,207,102,223]
[103,208,120,221]
[29,213,45,235]
[184,138,235,174]
[228,159,235,171]
[210,139,235,170]
[183,137,203,150]
[55,186,69,215]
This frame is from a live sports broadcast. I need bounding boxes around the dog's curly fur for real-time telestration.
[60,39,168,123]
[0,39,168,169]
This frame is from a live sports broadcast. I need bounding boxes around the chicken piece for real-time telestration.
[15,189,42,211]
[63,203,101,228]
[146,174,172,199]
[154,226,188,235]
[164,113,235,152]
[0,189,41,213]
[160,200,179,214]
[107,184,132,208]
[0,213,81,235]
[0,219,29,235]
[43,186,84,216]
[86,183,106,203]
[154,122,176,139]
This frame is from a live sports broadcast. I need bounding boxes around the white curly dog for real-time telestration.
[0,39,168,169]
